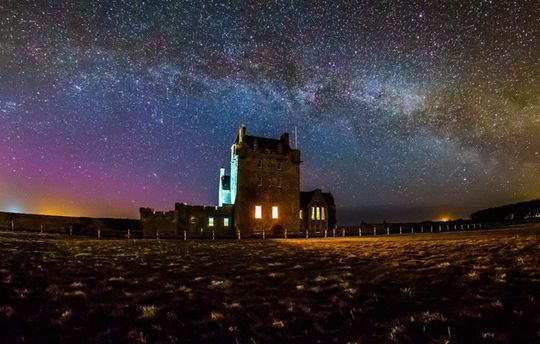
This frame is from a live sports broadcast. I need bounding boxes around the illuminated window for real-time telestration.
[299,209,303,219]
[277,161,282,170]
[321,207,325,220]
[190,216,196,224]
[257,159,263,169]
[311,207,315,220]
[255,205,262,219]
[316,207,320,220]
[208,217,214,227]
[257,175,262,186]
[272,206,279,219]
[223,217,229,227]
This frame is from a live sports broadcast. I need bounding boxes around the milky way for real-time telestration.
[0,1,538,222]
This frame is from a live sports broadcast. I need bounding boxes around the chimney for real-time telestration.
[239,125,246,143]
[280,132,290,146]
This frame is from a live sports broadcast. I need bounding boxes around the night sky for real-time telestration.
[1,1,538,223]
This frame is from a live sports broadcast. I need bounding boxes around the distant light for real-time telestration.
[5,204,24,213]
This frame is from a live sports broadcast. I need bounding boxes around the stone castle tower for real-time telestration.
[226,125,301,237]
[141,125,334,239]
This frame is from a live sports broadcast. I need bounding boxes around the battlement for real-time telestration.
[233,125,299,159]
[139,207,176,219]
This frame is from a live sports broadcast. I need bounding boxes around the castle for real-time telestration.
[140,125,335,238]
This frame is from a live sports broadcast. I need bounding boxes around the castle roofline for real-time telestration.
[300,189,335,207]
[233,125,293,151]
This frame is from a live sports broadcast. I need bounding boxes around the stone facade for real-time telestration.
[140,204,234,238]
[300,189,336,236]
[140,125,335,238]
[231,126,301,237]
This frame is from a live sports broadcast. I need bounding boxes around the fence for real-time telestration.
[0,220,513,241]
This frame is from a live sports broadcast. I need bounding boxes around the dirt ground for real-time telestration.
[0,225,539,343]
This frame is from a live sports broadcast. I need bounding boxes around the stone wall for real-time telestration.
[140,208,178,238]
[140,204,235,238]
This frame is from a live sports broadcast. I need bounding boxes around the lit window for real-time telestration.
[257,175,262,186]
[311,207,315,220]
[321,207,325,220]
[190,216,196,224]
[277,161,282,170]
[299,209,303,219]
[208,217,214,227]
[272,206,279,219]
[255,205,262,219]
[316,207,320,220]
[224,217,229,227]
[257,159,263,169]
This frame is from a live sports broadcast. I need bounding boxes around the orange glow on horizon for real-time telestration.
[38,205,82,217]
[437,216,452,222]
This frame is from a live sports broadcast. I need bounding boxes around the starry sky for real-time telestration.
[1,1,539,223]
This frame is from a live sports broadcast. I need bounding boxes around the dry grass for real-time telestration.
[0,225,539,342]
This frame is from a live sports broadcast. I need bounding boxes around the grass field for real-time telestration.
[0,225,539,343]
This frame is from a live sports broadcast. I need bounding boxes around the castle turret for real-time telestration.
[218,166,231,206]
